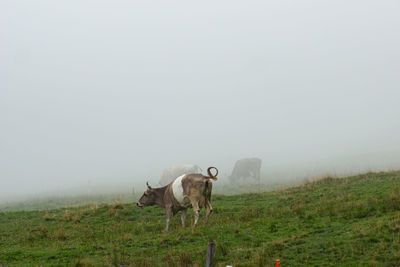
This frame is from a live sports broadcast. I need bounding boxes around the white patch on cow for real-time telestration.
[172,174,187,205]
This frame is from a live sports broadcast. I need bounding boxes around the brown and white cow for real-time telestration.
[137,167,218,231]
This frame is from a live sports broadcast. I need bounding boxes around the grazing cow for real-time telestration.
[229,158,262,184]
[159,164,202,186]
[137,167,218,231]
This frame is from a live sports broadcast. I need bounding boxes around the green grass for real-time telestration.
[0,193,138,212]
[1,171,400,266]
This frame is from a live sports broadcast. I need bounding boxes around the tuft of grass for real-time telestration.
[104,246,131,266]
[54,229,67,241]
[110,199,125,210]
[72,213,82,223]
[23,230,36,242]
[73,257,95,267]
[36,225,49,238]
[43,212,55,221]
[177,252,193,267]
[386,186,400,211]
[62,210,82,223]
[63,210,72,221]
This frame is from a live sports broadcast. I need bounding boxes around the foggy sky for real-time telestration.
[1,0,400,200]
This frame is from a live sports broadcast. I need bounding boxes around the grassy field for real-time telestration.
[1,171,400,266]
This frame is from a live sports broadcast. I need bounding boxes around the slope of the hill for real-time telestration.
[0,171,399,266]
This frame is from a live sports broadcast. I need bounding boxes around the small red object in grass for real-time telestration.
[276,259,280,267]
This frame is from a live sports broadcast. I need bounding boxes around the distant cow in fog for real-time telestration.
[137,167,218,231]
[159,164,202,186]
[229,158,262,184]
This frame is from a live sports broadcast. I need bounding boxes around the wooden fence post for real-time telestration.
[205,241,215,267]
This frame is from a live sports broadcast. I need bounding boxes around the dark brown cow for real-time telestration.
[229,157,262,184]
[137,167,218,231]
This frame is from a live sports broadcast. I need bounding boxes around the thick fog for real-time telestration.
[1,1,400,201]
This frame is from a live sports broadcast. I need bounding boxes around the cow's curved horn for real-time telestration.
[146,182,152,189]
[207,167,218,180]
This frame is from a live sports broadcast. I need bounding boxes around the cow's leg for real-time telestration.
[190,200,200,227]
[205,201,213,223]
[181,209,187,227]
[165,207,172,231]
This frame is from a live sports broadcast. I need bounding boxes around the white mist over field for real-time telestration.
[1,1,400,202]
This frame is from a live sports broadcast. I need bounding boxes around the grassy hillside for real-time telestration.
[1,171,400,266]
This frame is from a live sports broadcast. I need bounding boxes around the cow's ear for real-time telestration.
[146,181,152,190]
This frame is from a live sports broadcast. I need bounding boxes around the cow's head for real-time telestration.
[137,182,156,208]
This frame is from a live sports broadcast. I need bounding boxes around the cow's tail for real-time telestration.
[206,167,218,181]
